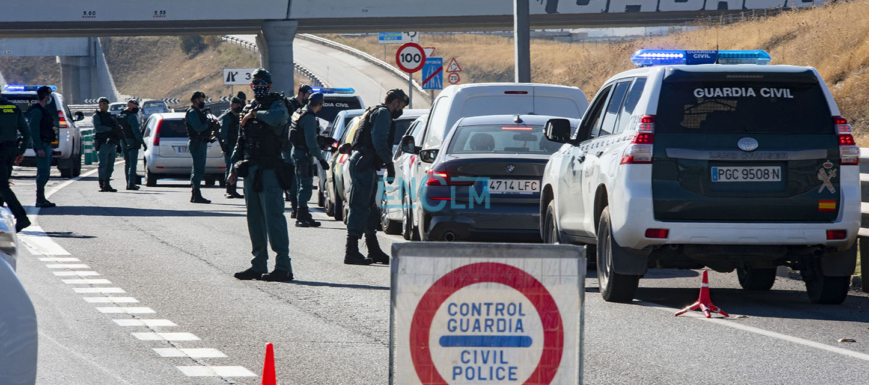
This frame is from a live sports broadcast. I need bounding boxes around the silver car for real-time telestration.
[138,113,225,187]
[141,100,171,121]
[381,114,427,237]
[0,207,37,385]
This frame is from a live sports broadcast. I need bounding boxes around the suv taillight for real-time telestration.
[153,119,162,146]
[57,110,68,129]
[621,115,655,164]
[834,116,859,165]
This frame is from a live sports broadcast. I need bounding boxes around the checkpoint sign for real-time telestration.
[390,243,586,385]
[396,43,426,73]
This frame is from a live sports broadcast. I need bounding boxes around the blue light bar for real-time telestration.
[630,49,770,67]
[3,85,58,92]
[311,87,356,94]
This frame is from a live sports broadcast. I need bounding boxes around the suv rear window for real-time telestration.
[657,70,832,134]
[159,119,188,138]
[3,94,38,112]
[319,96,363,125]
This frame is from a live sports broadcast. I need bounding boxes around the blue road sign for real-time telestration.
[422,57,443,90]
[378,32,403,43]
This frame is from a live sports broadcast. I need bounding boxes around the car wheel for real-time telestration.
[334,189,344,222]
[325,197,335,217]
[204,175,216,187]
[804,257,850,304]
[381,197,402,235]
[145,161,157,187]
[318,190,325,207]
[72,150,82,177]
[218,176,226,188]
[402,194,412,240]
[736,265,777,291]
[543,201,559,244]
[342,205,349,225]
[597,207,640,303]
[59,164,72,178]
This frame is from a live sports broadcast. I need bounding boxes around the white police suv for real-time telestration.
[541,50,860,304]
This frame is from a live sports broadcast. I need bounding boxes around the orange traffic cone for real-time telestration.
[675,270,729,318]
[262,343,276,385]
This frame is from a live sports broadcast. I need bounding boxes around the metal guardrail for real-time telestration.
[857,148,869,292]
[220,36,330,88]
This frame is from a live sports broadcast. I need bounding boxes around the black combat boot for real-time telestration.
[260,267,293,282]
[98,179,105,192]
[225,183,243,199]
[101,180,117,193]
[190,188,211,204]
[295,207,321,228]
[126,179,140,190]
[290,197,298,219]
[35,189,56,208]
[344,236,373,265]
[15,216,31,233]
[366,235,390,265]
[233,268,262,280]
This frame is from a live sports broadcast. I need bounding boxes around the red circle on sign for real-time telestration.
[448,72,460,85]
[396,43,426,73]
[409,262,564,385]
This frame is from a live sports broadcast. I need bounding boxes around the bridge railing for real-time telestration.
[858,149,869,292]
[220,35,330,88]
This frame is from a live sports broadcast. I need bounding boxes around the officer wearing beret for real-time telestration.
[229,68,294,282]
[118,99,144,190]
[219,92,245,199]
[343,89,408,265]
[0,87,32,231]
[289,92,329,228]
[186,90,216,204]
[93,97,122,193]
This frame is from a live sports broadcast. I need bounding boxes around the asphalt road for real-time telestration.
[10,161,869,384]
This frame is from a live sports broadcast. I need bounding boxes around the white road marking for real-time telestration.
[54,271,99,276]
[176,366,256,377]
[75,287,126,293]
[39,257,80,262]
[638,300,869,362]
[154,348,227,358]
[84,297,138,303]
[113,319,177,327]
[18,225,71,255]
[97,307,155,314]
[132,332,200,341]
[63,279,111,284]
[47,264,90,269]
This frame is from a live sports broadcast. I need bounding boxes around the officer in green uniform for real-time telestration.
[289,92,329,228]
[343,89,408,265]
[93,97,122,192]
[118,100,144,190]
[26,86,58,207]
[219,93,245,199]
[282,84,311,216]
[0,88,32,231]
[185,91,216,204]
[229,68,294,282]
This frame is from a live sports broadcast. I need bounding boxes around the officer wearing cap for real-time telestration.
[118,99,144,190]
[0,87,32,231]
[343,89,408,265]
[219,92,245,199]
[186,90,215,204]
[26,86,58,206]
[282,84,312,214]
[229,68,294,282]
[93,97,123,193]
[289,92,329,228]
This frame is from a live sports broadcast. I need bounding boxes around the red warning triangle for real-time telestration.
[446,57,462,73]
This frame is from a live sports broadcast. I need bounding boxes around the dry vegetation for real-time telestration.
[0,57,61,90]
[331,1,869,143]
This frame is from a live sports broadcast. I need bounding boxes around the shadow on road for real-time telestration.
[35,205,245,217]
[42,231,96,239]
[285,280,389,291]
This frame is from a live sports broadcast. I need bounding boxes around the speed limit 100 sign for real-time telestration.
[396,43,426,73]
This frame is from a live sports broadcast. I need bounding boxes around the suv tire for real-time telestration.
[736,265,776,291]
[72,149,82,177]
[402,194,420,241]
[806,275,850,304]
[597,207,640,303]
[543,201,558,244]
[381,198,402,234]
[145,161,158,187]
[318,190,325,207]
[334,188,344,222]
[60,165,72,178]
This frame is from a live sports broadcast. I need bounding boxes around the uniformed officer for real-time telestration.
[26,86,58,207]
[219,92,245,199]
[118,99,144,191]
[0,88,32,231]
[290,92,329,228]
[93,97,122,192]
[229,68,294,281]
[282,84,311,215]
[186,91,216,204]
[343,89,408,265]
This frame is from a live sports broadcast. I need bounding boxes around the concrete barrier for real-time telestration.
[858,148,869,292]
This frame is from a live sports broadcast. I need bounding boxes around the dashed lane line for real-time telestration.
[62,278,111,284]
[96,307,156,314]
[132,332,201,341]
[75,287,126,293]
[176,366,257,377]
[46,264,90,269]
[39,257,80,262]
[84,297,139,303]
[54,270,99,276]
[114,319,177,327]
[154,348,227,358]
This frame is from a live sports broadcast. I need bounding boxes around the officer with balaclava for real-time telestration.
[229,68,293,282]
[282,84,311,216]
[26,86,58,207]
[0,87,33,231]
[118,99,144,190]
[186,91,214,204]
[343,89,407,265]
[93,97,122,193]
[289,92,329,228]
[219,92,245,199]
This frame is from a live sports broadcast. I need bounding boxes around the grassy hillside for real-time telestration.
[0,56,61,91]
[331,1,869,141]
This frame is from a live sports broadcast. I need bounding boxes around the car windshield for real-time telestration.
[392,118,414,145]
[110,104,125,112]
[447,124,562,155]
[158,119,188,138]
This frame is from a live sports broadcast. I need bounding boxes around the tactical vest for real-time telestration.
[288,97,303,115]
[185,106,212,141]
[288,108,316,151]
[351,105,395,153]
[0,100,22,143]
[27,103,56,143]
[240,94,287,164]
[118,110,136,139]
[219,109,240,148]
[93,111,121,143]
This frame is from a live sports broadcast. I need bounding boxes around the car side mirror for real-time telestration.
[400,135,419,155]
[544,119,571,143]
[317,136,337,151]
[73,111,85,121]
[419,149,439,163]
[338,143,353,155]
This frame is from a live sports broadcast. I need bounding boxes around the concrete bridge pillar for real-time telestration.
[259,20,298,96]
[59,54,94,104]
